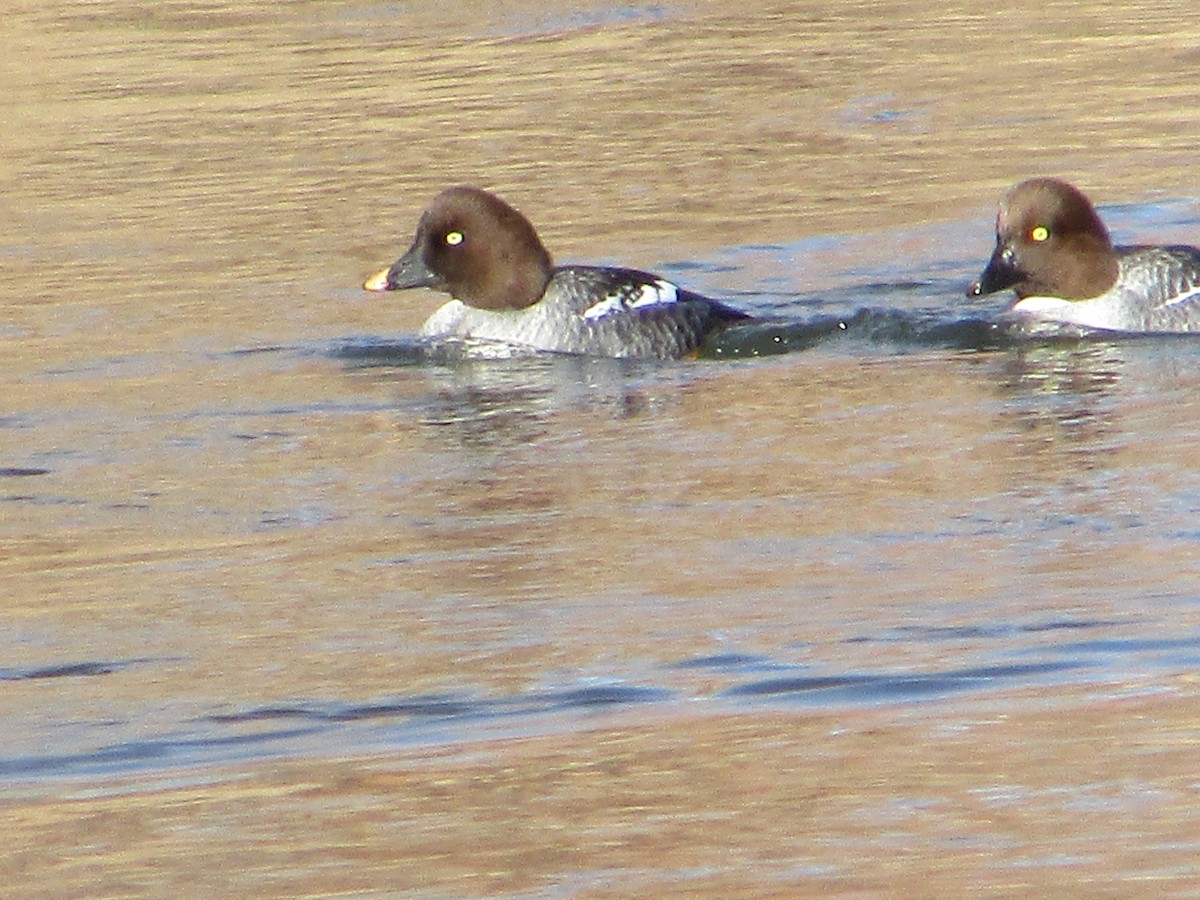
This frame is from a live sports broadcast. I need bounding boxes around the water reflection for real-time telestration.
[349,352,687,453]
[998,342,1127,398]
[414,356,668,449]
[993,342,1127,467]
[986,339,1200,498]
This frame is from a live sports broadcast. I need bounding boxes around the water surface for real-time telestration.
[4,0,1200,896]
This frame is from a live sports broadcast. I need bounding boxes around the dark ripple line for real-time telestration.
[722,660,1089,701]
[668,653,770,670]
[207,684,671,727]
[0,657,167,682]
[0,650,1136,783]
[1049,636,1200,654]
[0,686,674,781]
[209,696,476,723]
[845,618,1125,645]
[0,726,323,779]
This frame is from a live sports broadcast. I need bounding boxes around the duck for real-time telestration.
[364,186,752,359]
[968,177,1200,333]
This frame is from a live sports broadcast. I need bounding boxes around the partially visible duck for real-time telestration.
[364,186,751,359]
[968,177,1200,333]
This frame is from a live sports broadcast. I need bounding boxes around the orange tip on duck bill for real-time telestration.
[363,267,391,291]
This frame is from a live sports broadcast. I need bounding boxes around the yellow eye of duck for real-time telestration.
[445,231,464,246]
[1030,226,1049,242]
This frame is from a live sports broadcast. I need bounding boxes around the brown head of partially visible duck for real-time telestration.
[969,177,1119,302]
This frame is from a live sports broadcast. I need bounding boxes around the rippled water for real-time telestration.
[5,0,1200,895]
[9,207,1200,782]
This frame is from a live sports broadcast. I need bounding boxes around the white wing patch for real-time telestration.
[582,279,679,322]
[628,280,679,310]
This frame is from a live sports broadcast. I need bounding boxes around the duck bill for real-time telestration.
[968,246,1021,297]
[363,248,439,292]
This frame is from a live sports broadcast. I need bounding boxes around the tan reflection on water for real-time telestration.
[4,0,1200,895]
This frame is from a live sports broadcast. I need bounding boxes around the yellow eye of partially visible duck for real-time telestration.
[445,231,464,246]
[1030,226,1049,242]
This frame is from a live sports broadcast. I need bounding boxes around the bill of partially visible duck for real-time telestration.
[968,177,1200,334]
[363,186,752,359]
